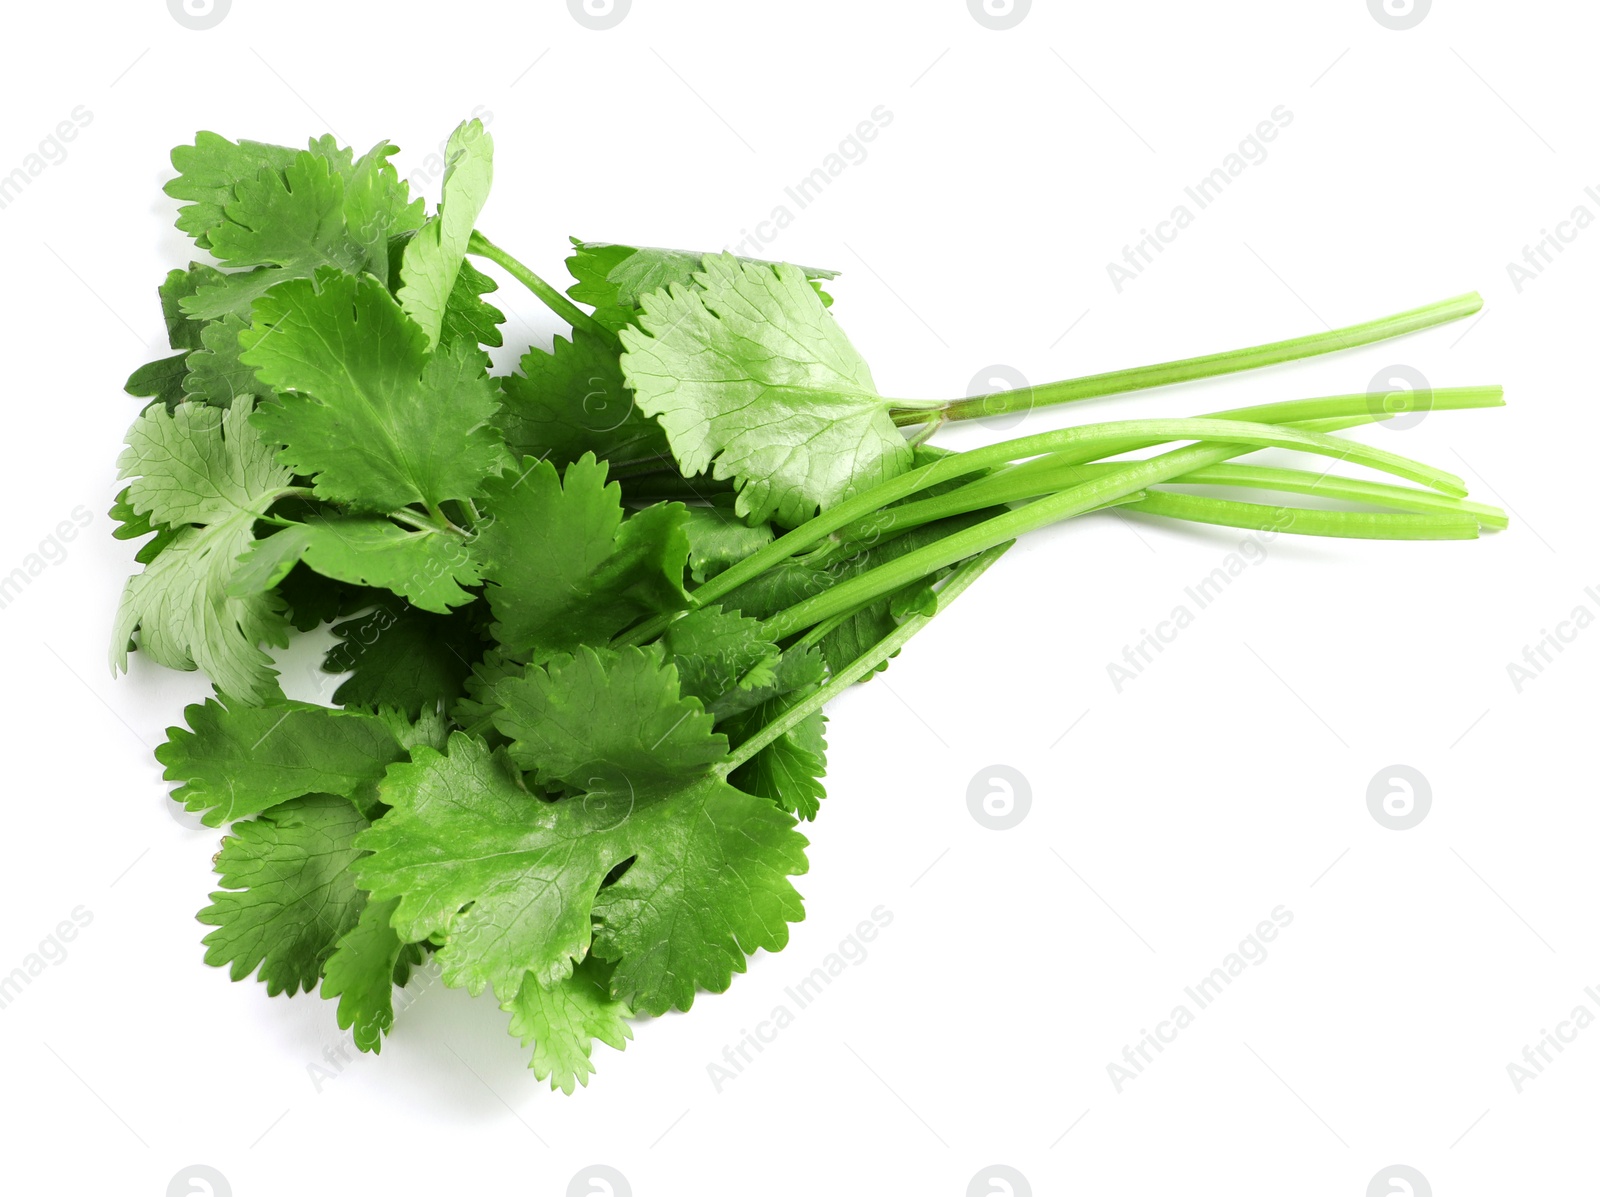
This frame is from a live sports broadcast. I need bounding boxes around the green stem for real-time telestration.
[760,439,1373,640]
[892,292,1484,425]
[468,231,611,339]
[721,544,1010,774]
[1124,492,1481,540]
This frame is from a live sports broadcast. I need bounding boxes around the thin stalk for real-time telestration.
[721,544,1010,774]
[467,231,611,339]
[618,405,1473,649]
[891,293,1484,425]
[853,388,1501,541]
[1106,462,1507,528]
[1124,492,1481,540]
[760,440,1362,640]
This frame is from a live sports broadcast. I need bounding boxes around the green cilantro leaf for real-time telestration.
[156,697,405,826]
[726,695,829,821]
[234,517,481,615]
[165,132,300,249]
[124,354,190,411]
[660,606,782,709]
[567,240,838,331]
[498,330,669,469]
[440,259,505,350]
[357,690,807,1014]
[505,959,632,1094]
[681,505,774,583]
[184,314,274,407]
[243,271,510,512]
[179,140,422,322]
[112,401,293,702]
[475,455,690,658]
[321,895,426,1053]
[619,253,911,526]
[324,601,485,717]
[398,119,493,349]
[199,793,371,995]
[490,645,726,787]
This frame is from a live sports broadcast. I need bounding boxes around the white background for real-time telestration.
[0,0,1594,1193]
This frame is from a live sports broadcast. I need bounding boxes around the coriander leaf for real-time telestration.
[660,606,782,709]
[124,354,189,411]
[475,455,690,658]
[324,601,484,717]
[498,329,669,469]
[235,517,481,614]
[450,648,523,732]
[117,398,288,527]
[180,141,422,321]
[681,505,774,583]
[704,641,826,722]
[112,401,293,702]
[158,265,215,351]
[165,132,300,249]
[184,314,273,407]
[276,564,378,633]
[728,698,828,821]
[355,725,807,1014]
[398,119,493,348]
[199,793,370,995]
[156,696,405,826]
[567,240,839,331]
[491,646,726,789]
[505,959,631,1094]
[109,487,179,566]
[619,253,911,527]
[440,258,505,350]
[243,271,510,512]
[321,895,425,1053]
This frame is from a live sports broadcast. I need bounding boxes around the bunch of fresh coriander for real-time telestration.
[111,119,1504,1091]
